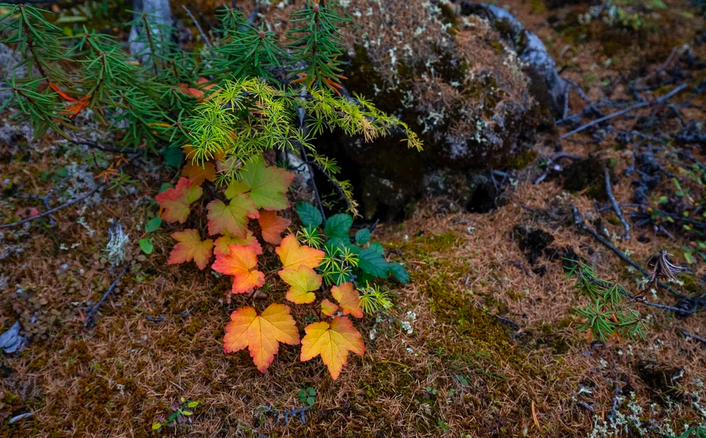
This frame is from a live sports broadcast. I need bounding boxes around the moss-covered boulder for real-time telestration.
[267,1,556,218]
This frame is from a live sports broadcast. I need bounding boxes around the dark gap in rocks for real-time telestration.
[559,154,610,201]
[466,174,508,213]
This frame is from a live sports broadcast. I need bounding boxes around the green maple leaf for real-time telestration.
[206,194,259,237]
[226,156,294,210]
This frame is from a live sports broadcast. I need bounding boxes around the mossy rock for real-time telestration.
[264,1,553,218]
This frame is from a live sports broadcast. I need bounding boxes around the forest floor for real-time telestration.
[2,0,706,437]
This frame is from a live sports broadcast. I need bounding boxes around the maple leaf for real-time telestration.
[227,156,294,210]
[279,266,322,304]
[258,210,291,245]
[212,245,265,294]
[214,231,262,256]
[300,316,365,380]
[331,282,364,319]
[206,195,259,237]
[321,299,339,316]
[276,234,325,271]
[224,303,300,373]
[156,177,203,223]
[168,229,214,270]
[183,161,216,185]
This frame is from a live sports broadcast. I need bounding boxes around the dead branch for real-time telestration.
[0,183,105,229]
[679,329,706,345]
[533,152,583,184]
[182,5,212,48]
[84,264,129,327]
[604,167,630,240]
[561,84,688,140]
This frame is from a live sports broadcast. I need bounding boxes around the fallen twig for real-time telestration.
[604,167,630,240]
[571,206,690,302]
[576,401,594,412]
[560,84,687,140]
[679,329,706,345]
[533,152,583,184]
[0,183,105,229]
[576,262,688,314]
[1,154,135,229]
[84,264,129,327]
[182,5,212,48]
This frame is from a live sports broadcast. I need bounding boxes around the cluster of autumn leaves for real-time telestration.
[155,155,366,379]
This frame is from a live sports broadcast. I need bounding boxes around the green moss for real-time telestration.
[358,361,415,399]
[184,318,204,336]
[412,232,460,254]
[508,149,538,170]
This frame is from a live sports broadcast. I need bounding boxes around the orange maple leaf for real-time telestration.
[155,178,203,223]
[214,230,262,256]
[300,316,365,380]
[168,229,213,270]
[331,282,363,319]
[279,266,322,304]
[206,194,259,237]
[182,161,216,185]
[258,210,291,245]
[211,244,265,294]
[224,303,300,373]
[276,234,325,271]
[321,299,339,316]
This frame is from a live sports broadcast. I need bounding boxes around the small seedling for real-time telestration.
[152,398,199,430]
[298,387,316,406]
[139,238,154,255]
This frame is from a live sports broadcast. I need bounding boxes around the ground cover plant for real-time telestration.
[0,0,420,396]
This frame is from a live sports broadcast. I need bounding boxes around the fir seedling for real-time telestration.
[287,0,349,92]
[568,262,646,341]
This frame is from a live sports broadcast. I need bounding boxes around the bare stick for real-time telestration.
[604,167,630,240]
[0,183,104,229]
[561,84,687,140]
[533,152,583,184]
[182,5,212,48]
[84,264,129,327]
[572,206,690,301]
[680,329,706,345]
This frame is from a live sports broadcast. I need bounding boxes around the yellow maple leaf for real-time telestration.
[276,234,325,271]
[279,266,322,304]
[321,299,339,316]
[300,316,364,380]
